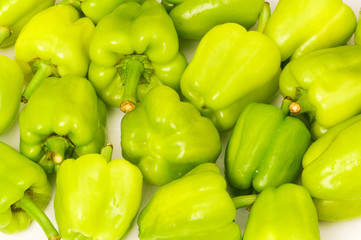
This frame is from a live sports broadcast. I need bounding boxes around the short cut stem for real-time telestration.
[0,25,12,46]
[232,194,258,209]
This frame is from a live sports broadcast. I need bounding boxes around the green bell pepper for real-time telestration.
[242,184,321,240]
[55,145,142,240]
[0,0,55,48]
[19,75,107,174]
[121,86,221,186]
[138,163,242,240]
[161,0,265,40]
[88,0,187,112]
[302,114,361,221]
[225,101,311,193]
[264,0,356,62]
[280,45,361,139]
[180,19,281,131]
[0,55,24,136]
[14,4,95,102]
[0,141,59,239]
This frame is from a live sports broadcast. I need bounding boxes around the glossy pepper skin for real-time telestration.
[243,184,321,240]
[302,114,361,221]
[19,75,107,174]
[225,102,311,193]
[55,145,143,240]
[88,0,187,113]
[0,142,59,240]
[0,0,55,48]
[280,45,361,139]
[264,0,356,61]
[14,4,95,102]
[121,86,221,186]
[180,22,281,131]
[0,55,24,136]
[138,163,241,240]
[161,0,264,40]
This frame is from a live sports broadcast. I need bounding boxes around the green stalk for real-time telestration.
[0,26,12,46]
[15,195,60,240]
[256,2,271,33]
[232,194,257,209]
[101,144,113,163]
[42,136,74,171]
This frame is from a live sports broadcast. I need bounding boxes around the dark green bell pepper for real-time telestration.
[0,141,59,240]
[280,45,361,139]
[161,0,265,40]
[0,55,24,136]
[302,113,361,221]
[225,101,311,193]
[55,145,143,240]
[0,0,55,48]
[88,0,187,112]
[121,86,221,186]
[19,75,107,174]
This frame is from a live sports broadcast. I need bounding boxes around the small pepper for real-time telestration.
[55,144,143,240]
[0,141,59,240]
[88,0,187,112]
[302,114,361,221]
[121,86,221,186]
[0,55,24,136]
[19,75,107,174]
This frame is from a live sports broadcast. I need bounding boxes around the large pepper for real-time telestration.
[279,45,361,139]
[0,55,24,136]
[242,184,321,240]
[14,4,95,102]
[0,141,59,239]
[138,163,242,240]
[0,0,55,48]
[264,0,356,62]
[121,86,221,186]
[180,18,281,131]
[88,0,187,113]
[19,75,107,174]
[55,145,142,240]
[302,114,361,221]
[225,101,311,193]
[161,0,265,40]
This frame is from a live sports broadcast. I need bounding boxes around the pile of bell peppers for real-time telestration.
[1,0,361,239]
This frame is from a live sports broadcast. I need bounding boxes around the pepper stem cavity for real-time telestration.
[256,2,271,33]
[101,143,113,163]
[22,59,57,103]
[41,135,74,171]
[14,194,60,240]
[0,25,12,46]
[232,194,258,209]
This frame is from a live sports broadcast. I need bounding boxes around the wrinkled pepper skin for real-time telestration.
[264,0,356,61]
[181,23,280,131]
[121,86,221,186]
[243,184,321,240]
[225,102,311,193]
[88,0,187,112]
[0,0,55,48]
[138,163,241,240]
[161,0,264,40]
[14,4,95,102]
[280,45,361,139]
[0,56,24,136]
[0,142,59,239]
[55,146,143,240]
[19,76,107,174]
[302,114,361,221]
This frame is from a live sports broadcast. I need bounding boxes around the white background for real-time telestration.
[1,0,361,239]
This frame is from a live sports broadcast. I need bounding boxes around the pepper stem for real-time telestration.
[15,194,60,240]
[120,59,144,113]
[101,143,113,163]
[232,194,257,209]
[161,0,175,12]
[0,26,12,46]
[256,2,271,33]
[22,59,55,103]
